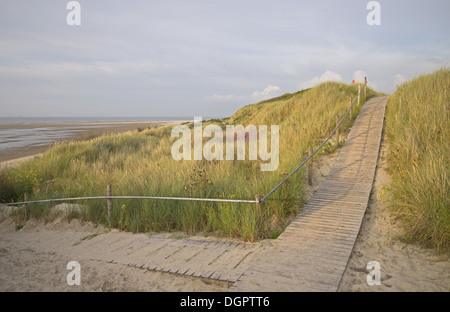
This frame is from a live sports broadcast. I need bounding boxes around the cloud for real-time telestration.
[297,70,343,90]
[353,70,367,83]
[394,74,407,87]
[203,93,240,102]
[204,84,282,103]
[0,60,176,80]
[251,85,281,99]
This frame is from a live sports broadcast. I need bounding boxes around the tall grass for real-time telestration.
[1,82,377,241]
[385,67,450,251]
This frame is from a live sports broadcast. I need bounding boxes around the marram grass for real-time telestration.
[385,67,450,251]
[1,82,377,241]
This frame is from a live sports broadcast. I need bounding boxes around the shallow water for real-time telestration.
[0,125,104,151]
[0,119,189,162]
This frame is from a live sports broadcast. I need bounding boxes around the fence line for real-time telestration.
[5,195,258,206]
[3,79,367,210]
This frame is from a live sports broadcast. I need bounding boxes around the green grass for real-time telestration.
[1,81,378,241]
[385,67,450,251]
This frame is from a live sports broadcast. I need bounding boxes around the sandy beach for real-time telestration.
[0,132,448,292]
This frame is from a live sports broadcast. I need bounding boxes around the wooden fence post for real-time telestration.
[358,84,361,106]
[107,184,112,227]
[24,193,29,222]
[255,194,262,230]
[350,96,353,119]
[364,77,367,98]
[336,116,340,145]
[308,146,313,186]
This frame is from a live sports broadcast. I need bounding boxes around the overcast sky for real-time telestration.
[0,0,449,118]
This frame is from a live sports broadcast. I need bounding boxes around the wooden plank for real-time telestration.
[216,250,256,282]
[165,240,207,274]
[113,238,152,261]
[208,244,249,280]
[170,241,210,275]
[184,242,231,277]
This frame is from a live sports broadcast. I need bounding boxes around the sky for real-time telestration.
[0,0,449,118]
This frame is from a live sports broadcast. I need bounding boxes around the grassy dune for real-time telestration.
[1,82,377,241]
[385,67,450,251]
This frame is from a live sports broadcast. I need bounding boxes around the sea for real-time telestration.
[0,116,221,161]
[0,116,192,125]
[0,116,208,161]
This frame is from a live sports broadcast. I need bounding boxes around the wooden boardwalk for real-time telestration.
[230,96,388,291]
[74,234,261,283]
[0,96,387,291]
